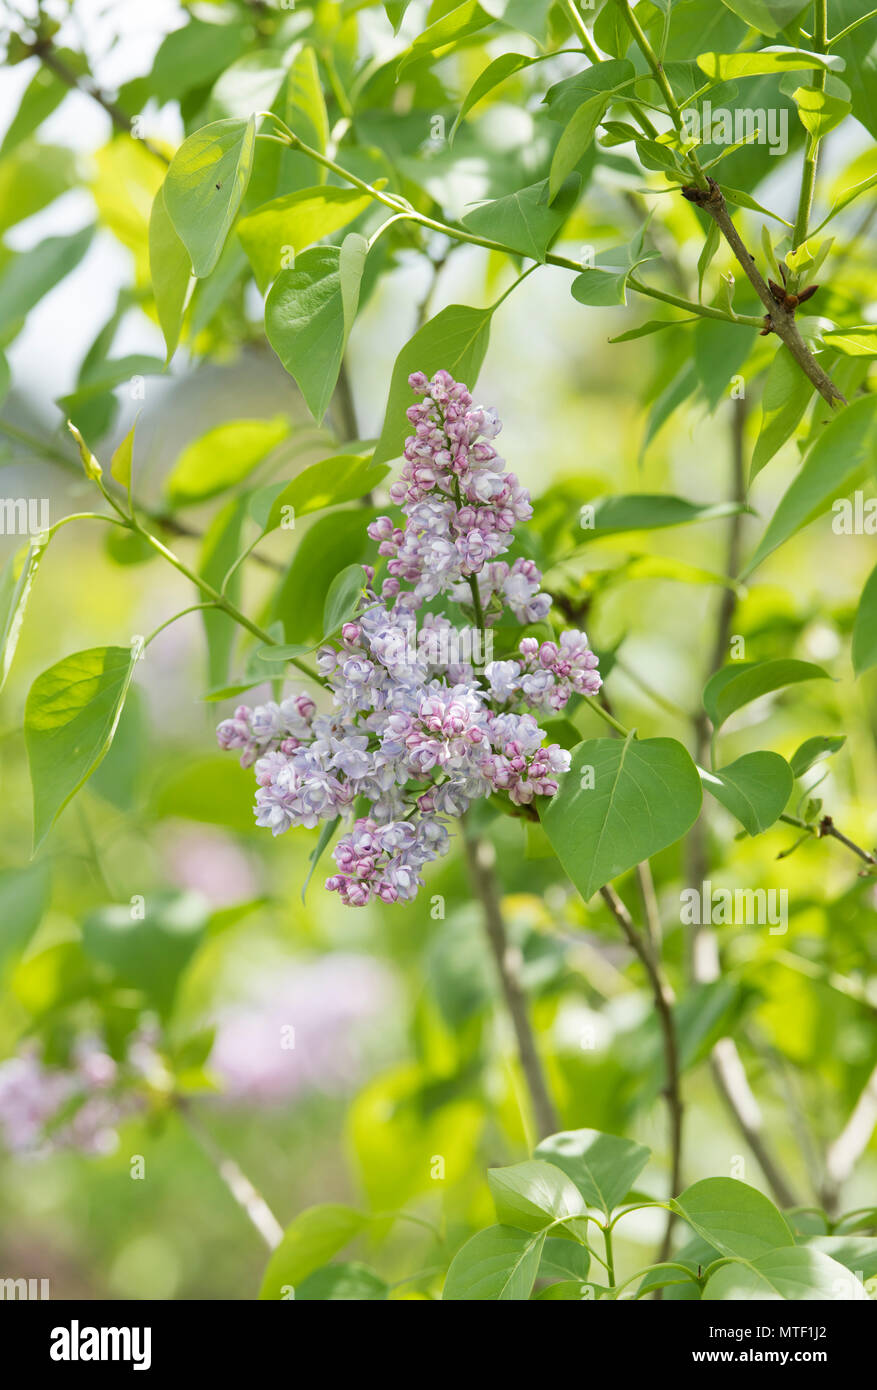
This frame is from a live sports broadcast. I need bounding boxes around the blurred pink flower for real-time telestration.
[209,954,398,1105]
[166,830,258,905]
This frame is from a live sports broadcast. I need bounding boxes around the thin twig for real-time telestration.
[822,1063,877,1216]
[462,823,559,1140]
[178,1100,283,1250]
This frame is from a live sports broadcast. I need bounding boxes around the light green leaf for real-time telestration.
[700,752,793,834]
[323,563,365,636]
[793,84,851,138]
[294,1262,388,1301]
[801,1236,877,1280]
[396,1,494,78]
[82,891,209,1016]
[252,454,387,534]
[674,1177,794,1259]
[165,117,256,278]
[549,94,610,200]
[110,420,137,492]
[265,240,366,423]
[373,303,494,466]
[697,48,845,80]
[452,52,537,139]
[166,416,290,506]
[534,1130,651,1218]
[742,395,877,576]
[462,176,579,261]
[0,225,94,333]
[259,1205,367,1300]
[540,734,703,901]
[719,0,815,37]
[822,325,877,357]
[487,1159,588,1233]
[540,1237,591,1284]
[703,659,829,730]
[25,646,138,849]
[852,560,877,677]
[751,348,815,480]
[0,862,51,977]
[0,538,47,692]
[238,186,372,293]
[581,494,749,536]
[148,184,190,361]
[442,1226,545,1301]
[703,1246,868,1300]
[789,734,845,778]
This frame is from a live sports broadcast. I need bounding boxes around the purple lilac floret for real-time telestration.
[217,371,602,907]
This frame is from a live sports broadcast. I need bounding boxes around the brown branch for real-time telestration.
[681,178,846,408]
[462,825,559,1140]
[26,37,170,164]
[599,884,683,1212]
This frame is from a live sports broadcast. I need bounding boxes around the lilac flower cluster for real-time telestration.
[217,371,602,907]
[0,1034,157,1158]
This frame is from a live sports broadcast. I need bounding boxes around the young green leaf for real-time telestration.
[323,563,365,637]
[238,186,372,292]
[697,48,845,80]
[852,560,877,677]
[166,417,290,506]
[789,734,845,778]
[0,538,48,692]
[462,176,580,261]
[534,1130,651,1218]
[25,645,138,849]
[165,116,256,278]
[265,239,367,423]
[259,1205,367,1300]
[487,1159,588,1233]
[81,891,209,1016]
[373,303,495,466]
[751,348,815,480]
[703,659,829,730]
[148,184,191,361]
[703,1246,868,1300]
[742,395,877,577]
[699,752,793,835]
[442,1226,545,1301]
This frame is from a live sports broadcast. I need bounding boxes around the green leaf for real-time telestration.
[89,685,147,810]
[540,734,703,900]
[581,494,749,536]
[238,187,373,293]
[110,421,136,492]
[571,231,661,310]
[822,325,877,357]
[694,317,756,413]
[718,0,814,37]
[793,83,851,138]
[697,48,845,80]
[0,66,69,157]
[166,416,290,506]
[722,187,793,225]
[674,1177,794,1259]
[148,185,190,362]
[265,239,367,423]
[165,117,256,278]
[609,317,698,343]
[742,395,877,577]
[540,1237,591,1284]
[452,53,537,139]
[302,816,340,903]
[703,659,829,730]
[543,61,636,125]
[152,756,259,834]
[802,1236,877,1281]
[396,2,494,78]
[81,891,209,1016]
[462,176,579,261]
[852,560,877,677]
[0,225,94,334]
[751,348,815,480]
[442,1226,545,1301]
[700,751,793,834]
[0,539,47,692]
[259,1205,367,1299]
[703,1246,868,1300]
[789,734,845,778]
[831,0,877,141]
[148,18,248,105]
[251,453,386,534]
[0,141,75,237]
[533,1130,651,1219]
[323,563,365,636]
[373,304,494,466]
[0,862,51,977]
[487,1159,588,1233]
[25,646,138,849]
[549,94,611,200]
[294,1262,388,1301]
